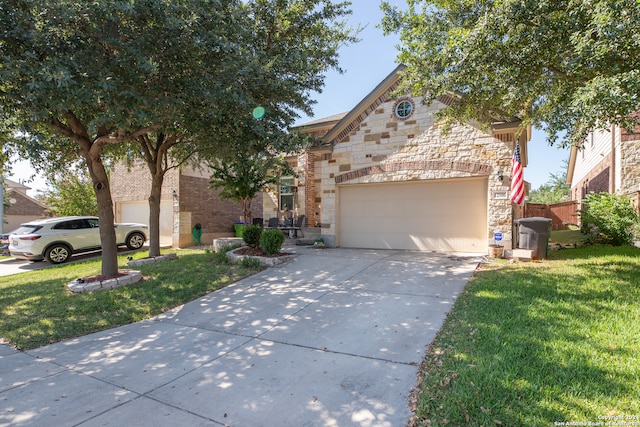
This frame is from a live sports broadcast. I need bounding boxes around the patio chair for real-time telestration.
[267,217,279,229]
[252,217,264,228]
[292,215,305,238]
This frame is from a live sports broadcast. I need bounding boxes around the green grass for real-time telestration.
[412,245,640,427]
[0,249,264,350]
[550,227,588,246]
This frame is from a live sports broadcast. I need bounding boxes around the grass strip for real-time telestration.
[0,249,264,350]
[412,246,640,426]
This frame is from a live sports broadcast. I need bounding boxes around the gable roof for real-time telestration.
[3,178,31,193]
[293,65,530,166]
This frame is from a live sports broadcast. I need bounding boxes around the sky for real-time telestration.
[8,0,569,195]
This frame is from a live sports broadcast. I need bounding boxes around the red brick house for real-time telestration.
[567,123,640,211]
[2,178,48,232]
[110,161,262,248]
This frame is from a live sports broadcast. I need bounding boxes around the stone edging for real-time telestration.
[226,247,296,267]
[213,237,244,253]
[67,270,143,293]
[127,253,178,266]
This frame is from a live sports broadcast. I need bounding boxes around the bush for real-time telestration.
[579,192,640,245]
[260,229,285,255]
[243,225,262,248]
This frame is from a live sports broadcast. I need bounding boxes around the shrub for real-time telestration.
[243,225,262,248]
[260,229,285,255]
[579,192,640,245]
[239,256,262,268]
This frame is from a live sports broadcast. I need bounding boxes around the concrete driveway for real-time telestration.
[0,247,480,426]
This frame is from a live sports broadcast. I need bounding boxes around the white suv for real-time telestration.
[9,216,148,264]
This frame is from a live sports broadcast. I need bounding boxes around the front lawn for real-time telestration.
[411,245,640,426]
[0,249,264,350]
[550,226,588,247]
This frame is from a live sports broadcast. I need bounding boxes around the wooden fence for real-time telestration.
[523,201,579,230]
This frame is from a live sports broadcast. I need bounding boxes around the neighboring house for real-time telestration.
[566,123,640,211]
[2,178,48,232]
[110,161,262,248]
[264,65,531,253]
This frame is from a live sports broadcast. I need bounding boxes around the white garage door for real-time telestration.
[338,178,488,253]
[119,201,173,246]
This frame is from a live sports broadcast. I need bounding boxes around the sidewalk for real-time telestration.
[0,247,480,426]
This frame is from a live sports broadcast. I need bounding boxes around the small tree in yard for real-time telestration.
[209,153,293,227]
[579,193,640,246]
[42,168,98,217]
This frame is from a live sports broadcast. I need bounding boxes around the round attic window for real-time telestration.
[394,99,414,120]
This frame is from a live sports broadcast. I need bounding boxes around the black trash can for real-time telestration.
[516,217,552,260]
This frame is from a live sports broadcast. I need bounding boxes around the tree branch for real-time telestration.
[94,124,161,146]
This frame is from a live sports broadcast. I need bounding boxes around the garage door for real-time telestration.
[338,178,488,253]
[119,201,173,246]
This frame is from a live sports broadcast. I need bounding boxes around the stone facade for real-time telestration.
[620,131,640,195]
[307,95,516,249]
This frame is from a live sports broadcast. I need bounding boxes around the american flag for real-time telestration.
[510,140,524,205]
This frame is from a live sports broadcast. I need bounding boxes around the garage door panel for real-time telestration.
[339,179,488,253]
[119,201,173,246]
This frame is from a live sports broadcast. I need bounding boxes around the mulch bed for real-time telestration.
[79,270,131,283]
[234,246,292,258]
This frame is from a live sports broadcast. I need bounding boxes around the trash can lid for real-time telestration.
[516,217,552,224]
[516,217,552,233]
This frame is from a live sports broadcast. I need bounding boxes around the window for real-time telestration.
[54,219,87,230]
[279,176,294,211]
[394,99,414,120]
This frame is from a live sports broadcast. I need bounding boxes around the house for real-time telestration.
[110,161,262,248]
[2,178,48,232]
[264,65,530,253]
[566,123,640,211]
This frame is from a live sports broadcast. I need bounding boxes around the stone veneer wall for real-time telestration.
[304,152,315,227]
[317,96,515,249]
[619,133,640,195]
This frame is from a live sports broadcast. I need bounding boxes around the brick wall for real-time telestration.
[111,160,261,247]
[177,174,262,246]
[5,189,47,216]
[570,153,612,201]
[110,161,179,202]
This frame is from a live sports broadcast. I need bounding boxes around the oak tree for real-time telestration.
[381,0,640,147]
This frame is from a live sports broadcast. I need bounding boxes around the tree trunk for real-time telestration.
[241,197,252,225]
[147,172,164,257]
[85,154,119,277]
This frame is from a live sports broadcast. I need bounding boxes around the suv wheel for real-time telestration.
[126,232,145,250]
[46,244,71,264]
